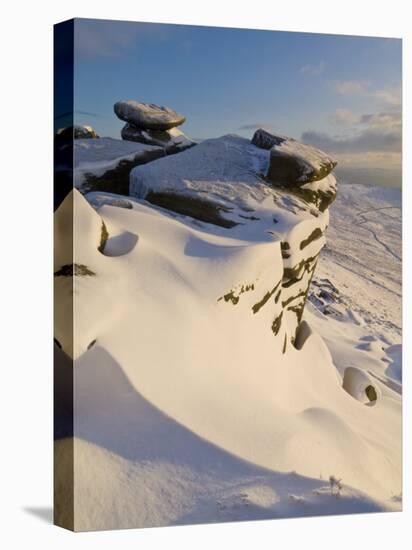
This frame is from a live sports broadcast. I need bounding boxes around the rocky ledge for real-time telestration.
[64,116,337,350]
[128,130,338,344]
[73,137,165,195]
[253,128,337,211]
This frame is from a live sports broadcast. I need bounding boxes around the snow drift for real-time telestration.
[54,132,401,530]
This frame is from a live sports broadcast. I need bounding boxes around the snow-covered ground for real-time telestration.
[308,181,402,388]
[54,171,401,531]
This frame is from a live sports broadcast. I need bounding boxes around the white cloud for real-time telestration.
[333,80,369,94]
[359,111,401,129]
[331,151,401,169]
[332,80,401,107]
[329,108,358,126]
[371,88,402,106]
[329,109,401,131]
[302,128,401,154]
[300,61,325,76]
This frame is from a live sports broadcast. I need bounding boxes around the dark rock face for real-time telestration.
[250,128,337,212]
[121,124,171,144]
[251,128,337,186]
[145,191,238,229]
[267,148,336,186]
[79,151,166,195]
[114,101,186,130]
[121,124,195,154]
[74,138,165,195]
[251,128,286,149]
[294,179,337,212]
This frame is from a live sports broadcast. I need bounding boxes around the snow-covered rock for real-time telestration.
[252,128,336,185]
[114,101,186,130]
[130,134,335,340]
[121,124,195,154]
[56,124,99,141]
[250,129,337,211]
[54,128,402,530]
[74,137,165,194]
[54,183,401,529]
[342,367,380,404]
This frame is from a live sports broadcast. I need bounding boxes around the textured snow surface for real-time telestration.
[310,182,401,343]
[54,179,401,530]
[130,134,272,203]
[75,137,161,167]
[130,134,333,238]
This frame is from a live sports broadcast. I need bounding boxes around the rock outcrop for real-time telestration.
[115,100,195,154]
[252,128,337,212]
[252,128,336,183]
[73,137,165,195]
[129,133,338,345]
[121,124,194,154]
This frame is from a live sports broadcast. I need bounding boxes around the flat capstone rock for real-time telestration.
[114,101,186,130]
[251,128,337,185]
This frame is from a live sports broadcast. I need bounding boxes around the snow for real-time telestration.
[301,172,337,193]
[164,127,194,147]
[55,345,387,531]
[129,134,329,240]
[54,172,402,530]
[130,135,271,203]
[309,181,401,343]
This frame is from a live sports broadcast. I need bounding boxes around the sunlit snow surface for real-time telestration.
[54,178,401,531]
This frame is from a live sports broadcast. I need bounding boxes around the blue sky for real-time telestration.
[72,18,402,185]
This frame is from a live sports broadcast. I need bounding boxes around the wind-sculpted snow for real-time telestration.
[55,132,402,529]
[130,134,332,342]
[54,172,401,530]
[54,347,388,531]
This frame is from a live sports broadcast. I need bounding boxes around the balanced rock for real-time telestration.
[252,128,336,186]
[114,101,186,130]
[121,123,195,154]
